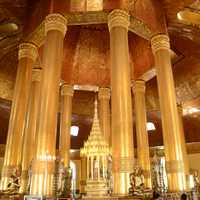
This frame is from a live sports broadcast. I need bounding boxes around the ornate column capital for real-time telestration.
[61,84,74,97]
[18,43,38,61]
[45,13,67,37]
[108,9,130,32]
[32,68,41,82]
[151,34,170,54]
[98,87,111,100]
[132,79,146,94]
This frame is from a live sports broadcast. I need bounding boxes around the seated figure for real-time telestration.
[129,166,145,195]
[2,169,20,194]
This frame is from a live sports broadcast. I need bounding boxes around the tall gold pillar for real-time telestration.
[0,43,37,190]
[30,13,67,196]
[177,104,190,190]
[132,80,152,189]
[20,68,42,193]
[98,87,111,145]
[59,84,74,168]
[80,157,87,194]
[108,9,134,195]
[151,34,187,191]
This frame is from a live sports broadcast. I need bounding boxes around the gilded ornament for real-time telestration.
[61,84,74,97]
[132,80,146,93]
[98,87,110,99]
[26,11,153,46]
[45,13,67,37]
[129,16,153,40]
[151,34,170,54]
[80,99,110,197]
[108,9,130,31]
[18,43,38,61]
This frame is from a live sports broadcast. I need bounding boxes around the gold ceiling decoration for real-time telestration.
[25,11,153,47]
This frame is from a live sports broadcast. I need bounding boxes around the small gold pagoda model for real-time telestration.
[80,99,110,198]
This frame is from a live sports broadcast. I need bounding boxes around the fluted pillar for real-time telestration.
[0,43,37,190]
[132,80,152,189]
[177,104,190,190]
[30,13,67,196]
[20,68,42,193]
[59,84,74,168]
[151,34,187,191]
[108,9,134,195]
[98,88,111,145]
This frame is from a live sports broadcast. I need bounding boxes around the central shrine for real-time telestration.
[81,100,110,198]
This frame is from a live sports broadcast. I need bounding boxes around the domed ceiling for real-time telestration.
[0,0,200,151]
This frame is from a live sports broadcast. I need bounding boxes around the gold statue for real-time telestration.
[129,166,145,195]
[2,168,20,195]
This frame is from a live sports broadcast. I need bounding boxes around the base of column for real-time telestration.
[30,159,55,196]
[0,194,24,200]
[0,195,60,200]
[0,177,10,191]
[56,198,71,200]
[19,170,29,194]
[82,196,142,200]
[162,192,194,200]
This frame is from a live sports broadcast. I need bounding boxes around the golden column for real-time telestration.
[108,9,134,195]
[132,80,152,189]
[20,68,42,193]
[59,84,74,168]
[151,34,187,191]
[30,13,67,196]
[0,43,37,190]
[80,157,87,194]
[177,104,190,190]
[98,88,111,145]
